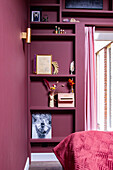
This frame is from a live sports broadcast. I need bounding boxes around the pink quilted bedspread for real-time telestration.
[53,131,113,170]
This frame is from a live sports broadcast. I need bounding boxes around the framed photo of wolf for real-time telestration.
[32,113,52,139]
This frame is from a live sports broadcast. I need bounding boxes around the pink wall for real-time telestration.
[0,0,28,169]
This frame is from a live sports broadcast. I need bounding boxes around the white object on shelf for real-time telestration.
[49,91,54,107]
[70,61,74,74]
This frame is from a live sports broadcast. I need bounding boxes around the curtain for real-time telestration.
[85,26,97,130]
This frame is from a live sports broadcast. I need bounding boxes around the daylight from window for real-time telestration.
[95,32,113,131]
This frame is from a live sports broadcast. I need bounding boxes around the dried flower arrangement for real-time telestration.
[43,79,75,107]
[43,79,64,107]
[43,79,64,93]
[68,79,75,93]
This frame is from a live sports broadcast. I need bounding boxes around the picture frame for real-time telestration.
[32,113,52,139]
[31,11,41,22]
[36,55,52,74]
[65,0,103,9]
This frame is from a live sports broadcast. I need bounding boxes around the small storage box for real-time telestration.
[58,93,75,107]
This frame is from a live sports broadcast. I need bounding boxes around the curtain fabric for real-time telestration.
[85,27,97,130]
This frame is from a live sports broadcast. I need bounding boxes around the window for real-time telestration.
[96,41,113,131]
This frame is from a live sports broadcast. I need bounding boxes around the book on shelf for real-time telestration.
[33,54,37,74]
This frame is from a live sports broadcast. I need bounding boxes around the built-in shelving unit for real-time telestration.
[28,0,113,162]
[28,7,76,155]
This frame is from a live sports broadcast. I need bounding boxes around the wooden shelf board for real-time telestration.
[30,137,64,143]
[30,106,76,111]
[30,21,76,25]
[29,74,76,78]
[31,147,54,153]
[31,33,75,37]
[30,3,60,7]
[62,9,113,18]
[62,9,113,14]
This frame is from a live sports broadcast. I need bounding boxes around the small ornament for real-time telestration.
[70,61,74,74]
[58,27,60,34]
[70,18,80,22]
[43,15,48,22]
[62,18,70,22]
[60,29,63,34]
[55,26,58,34]
[68,79,75,93]
[52,61,59,74]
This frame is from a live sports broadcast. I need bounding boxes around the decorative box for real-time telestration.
[58,93,75,107]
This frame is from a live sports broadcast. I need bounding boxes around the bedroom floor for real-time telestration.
[29,161,63,170]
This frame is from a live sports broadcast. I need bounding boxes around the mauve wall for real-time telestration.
[0,0,28,170]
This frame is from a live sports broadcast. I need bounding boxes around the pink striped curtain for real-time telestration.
[85,26,97,130]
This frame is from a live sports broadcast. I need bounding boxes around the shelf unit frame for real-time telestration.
[27,0,113,163]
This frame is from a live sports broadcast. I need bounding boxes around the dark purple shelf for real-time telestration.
[30,106,76,110]
[29,74,76,78]
[62,9,113,18]
[31,33,76,37]
[30,21,76,25]
[62,9,113,13]
[30,3,60,7]
[31,146,54,153]
[30,137,64,143]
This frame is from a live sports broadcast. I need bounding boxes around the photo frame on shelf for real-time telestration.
[31,11,41,22]
[65,0,103,9]
[32,113,52,139]
[36,54,52,74]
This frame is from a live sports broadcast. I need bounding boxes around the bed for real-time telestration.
[53,130,113,170]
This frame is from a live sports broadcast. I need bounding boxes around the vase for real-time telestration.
[49,91,54,107]
[71,85,74,93]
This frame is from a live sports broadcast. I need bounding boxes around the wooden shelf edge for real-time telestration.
[30,3,60,7]
[30,21,76,25]
[31,147,54,153]
[62,9,113,14]
[29,106,76,111]
[30,137,65,143]
[29,74,76,77]
[31,33,76,37]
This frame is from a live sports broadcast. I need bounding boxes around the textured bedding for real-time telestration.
[53,131,113,170]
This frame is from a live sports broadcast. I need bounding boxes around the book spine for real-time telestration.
[33,54,37,74]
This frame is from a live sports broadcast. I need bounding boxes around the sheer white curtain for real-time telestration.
[85,26,97,130]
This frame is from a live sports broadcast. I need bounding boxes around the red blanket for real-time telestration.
[53,131,113,170]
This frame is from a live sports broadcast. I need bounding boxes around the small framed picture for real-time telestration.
[31,11,40,22]
[36,55,52,74]
[32,113,52,139]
